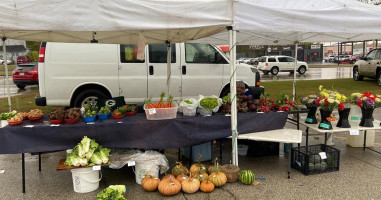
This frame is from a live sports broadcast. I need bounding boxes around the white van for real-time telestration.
[35,42,263,107]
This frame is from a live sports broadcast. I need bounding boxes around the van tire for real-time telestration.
[270,67,279,75]
[16,84,26,89]
[73,89,108,108]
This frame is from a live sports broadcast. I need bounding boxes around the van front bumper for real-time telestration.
[35,96,47,106]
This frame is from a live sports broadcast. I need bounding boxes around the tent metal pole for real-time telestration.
[233,30,238,166]
[166,41,171,96]
[2,38,12,112]
[293,43,298,101]
[229,28,238,166]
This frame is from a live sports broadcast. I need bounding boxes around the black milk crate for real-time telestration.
[291,144,340,175]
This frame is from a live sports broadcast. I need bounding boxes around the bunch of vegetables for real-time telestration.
[145,92,174,109]
[0,110,17,120]
[64,136,111,167]
[127,105,136,112]
[84,103,98,117]
[7,113,23,122]
[220,93,231,114]
[28,109,44,117]
[49,108,65,120]
[65,108,81,119]
[98,105,111,114]
[275,93,296,111]
[200,97,219,111]
[97,185,126,200]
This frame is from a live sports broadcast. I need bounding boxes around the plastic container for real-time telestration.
[134,161,160,185]
[71,168,102,193]
[238,145,249,156]
[143,102,178,120]
[182,142,211,162]
[84,116,96,123]
[183,107,197,116]
[346,130,375,147]
[65,118,79,124]
[97,113,111,120]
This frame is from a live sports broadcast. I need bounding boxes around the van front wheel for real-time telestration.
[73,89,108,108]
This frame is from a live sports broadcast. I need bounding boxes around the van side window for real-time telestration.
[120,44,145,63]
[148,44,176,63]
[185,43,225,64]
[268,58,276,62]
[277,57,287,62]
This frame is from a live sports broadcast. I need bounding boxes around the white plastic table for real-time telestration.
[230,128,302,179]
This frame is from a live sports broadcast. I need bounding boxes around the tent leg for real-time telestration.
[229,28,238,166]
[2,38,12,112]
[292,43,298,101]
[166,41,171,97]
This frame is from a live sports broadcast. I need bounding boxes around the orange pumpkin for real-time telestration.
[176,174,189,183]
[162,174,176,181]
[208,171,227,187]
[172,161,189,176]
[181,178,200,194]
[200,180,215,193]
[190,154,207,174]
[208,158,221,174]
[191,172,209,182]
[158,177,181,196]
[141,175,160,192]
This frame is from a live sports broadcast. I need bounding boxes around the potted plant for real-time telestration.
[317,97,339,130]
[336,93,350,128]
[300,95,319,124]
[350,92,381,127]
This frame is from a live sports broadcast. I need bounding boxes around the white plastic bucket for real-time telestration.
[134,161,159,185]
[238,145,249,156]
[71,168,102,193]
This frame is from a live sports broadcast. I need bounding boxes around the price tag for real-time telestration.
[351,115,360,121]
[24,125,34,128]
[319,123,330,129]
[148,109,156,115]
[319,152,327,159]
[50,124,60,127]
[92,166,101,171]
[128,160,136,167]
[350,130,360,135]
[87,122,95,125]
[117,121,123,124]
[305,118,313,123]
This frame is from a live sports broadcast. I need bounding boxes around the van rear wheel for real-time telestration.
[73,89,108,108]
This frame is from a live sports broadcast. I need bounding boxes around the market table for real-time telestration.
[0,111,288,193]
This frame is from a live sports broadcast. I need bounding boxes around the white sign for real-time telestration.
[92,166,101,171]
[50,124,60,127]
[24,125,34,128]
[148,109,156,115]
[350,130,360,136]
[128,160,136,167]
[117,121,123,124]
[319,152,327,160]
[0,170,5,174]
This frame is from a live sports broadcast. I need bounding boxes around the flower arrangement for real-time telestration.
[300,95,319,107]
[350,92,381,109]
[319,85,347,111]
[317,97,340,111]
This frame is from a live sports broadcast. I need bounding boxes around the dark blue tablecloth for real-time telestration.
[0,112,288,154]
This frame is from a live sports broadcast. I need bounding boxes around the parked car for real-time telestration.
[0,58,13,65]
[237,57,251,64]
[257,56,308,75]
[35,42,264,107]
[17,56,31,64]
[12,63,38,89]
[353,48,381,86]
[324,55,335,62]
[249,57,259,65]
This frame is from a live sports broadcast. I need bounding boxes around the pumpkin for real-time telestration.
[239,170,255,185]
[189,153,207,174]
[208,158,221,174]
[158,177,181,196]
[172,161,189,176]
[181,177,200,194]
[176,174,189,183]
[191,172,209,182]
[141,175,160,192]
[162,174,176,181]
[200,180,215,193]
[208,171,227,187]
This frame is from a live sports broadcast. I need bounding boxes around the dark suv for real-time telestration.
[12,63,38,89]
[17,56,31,64]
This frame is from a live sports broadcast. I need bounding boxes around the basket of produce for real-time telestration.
[64,108,81,124]
[111,108,124,119]
[28,109,44,121]
[49,108,65,124]
[83,105,97,123]
[198,95,222,116]
[7,113,24,126]
[97,105,111,120]
[220,164,240,183]
[0,110,18,120]
[144,93,178,120]
[18,112,29,120]
[179,98,198,116]
[125,105,137,116]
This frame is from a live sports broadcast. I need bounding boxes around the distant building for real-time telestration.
[0,39,28,62]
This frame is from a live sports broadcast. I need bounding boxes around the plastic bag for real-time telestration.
[198,95,222,113]
[109,149,143,169]
[179,98,199,113]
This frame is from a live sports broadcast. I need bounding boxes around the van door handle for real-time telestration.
[182,65,186,75]
[149,65,154,75]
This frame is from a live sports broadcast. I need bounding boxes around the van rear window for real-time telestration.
[120,45,145,63]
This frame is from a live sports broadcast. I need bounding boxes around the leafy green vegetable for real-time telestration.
[127,105,136,112]
[200,97,219,110]
[222,93,231,104]
[0,110,17,120]
[184,100,192,104]
[118,106,127,114]
[97,185,126,200]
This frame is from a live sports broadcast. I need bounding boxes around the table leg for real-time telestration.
[305,127,309,147]
[288,150,291,179]
[22,153,25,193]
[38,153,41,172]
[363,130,367,151]
[297,113,300,130]
[324,133,327,146]
[189,146,192,168]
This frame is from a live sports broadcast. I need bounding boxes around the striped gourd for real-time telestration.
[239,170,255,185]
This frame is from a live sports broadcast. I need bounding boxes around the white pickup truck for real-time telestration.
[35,42,264,107]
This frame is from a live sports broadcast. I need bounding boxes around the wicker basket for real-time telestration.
[220,164,240,183]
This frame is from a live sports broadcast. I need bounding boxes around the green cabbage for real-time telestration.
[97,185,126,200]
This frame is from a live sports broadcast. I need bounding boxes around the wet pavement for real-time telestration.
[0,77,33,98]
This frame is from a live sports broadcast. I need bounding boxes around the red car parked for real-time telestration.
[17,55,31,64]
[12,63,38,89]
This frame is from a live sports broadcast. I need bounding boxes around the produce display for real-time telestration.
[98,105,111,114]
[65,108,81,119]
[181,177,200,194]
[158,177,181,196]
[7,113,23,123]
[142,175,160,192]
[145,92,174,109]
[49,108,65,120]
[199,97,219,111]
[172,162,189,176]
[28,109,44,118]
[190,154,207,174]
[18,112,29,119]
[84,104,97,118]
[0,110,17,120]
[96,185,126,200]
[200,180,214,193]
[64,136,111,167]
